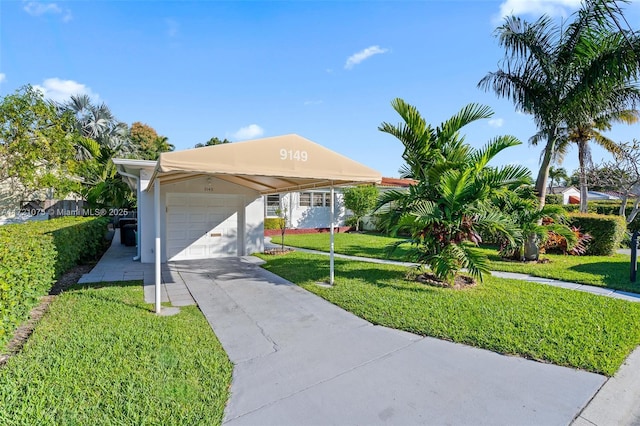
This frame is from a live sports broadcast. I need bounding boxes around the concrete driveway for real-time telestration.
[172,257,605,426]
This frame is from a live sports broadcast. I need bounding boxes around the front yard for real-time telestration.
[257,251,640,376]
[281,233,637,292]
[0,281,232,425]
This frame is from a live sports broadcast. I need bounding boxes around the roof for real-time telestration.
[113,158,157,191]
[148,134,382,194]
[548,186,578,194]
[380,177,416,188]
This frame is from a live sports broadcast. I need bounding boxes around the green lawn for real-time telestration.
[0,281,232,425]
[281,233,637,292]
[257,252,640,376]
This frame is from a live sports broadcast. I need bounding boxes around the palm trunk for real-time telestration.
[578,140,589,213]
[535,132,557,210]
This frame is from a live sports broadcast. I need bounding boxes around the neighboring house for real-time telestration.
[549,186,623,205]
[264,177,416,231]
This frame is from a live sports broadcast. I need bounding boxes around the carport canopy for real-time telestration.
[147,134,382,194]
[144,134,382,314]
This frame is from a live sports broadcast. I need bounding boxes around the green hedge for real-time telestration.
[264,217,285,230]
[569,213,626,256]
[0,217,109,348]
[545,194,563,205]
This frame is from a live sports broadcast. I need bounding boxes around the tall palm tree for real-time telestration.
[377,99,530,284]
[478,0,640,209]
[547,166,569,190]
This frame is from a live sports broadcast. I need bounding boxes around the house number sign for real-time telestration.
[280,149,308,162]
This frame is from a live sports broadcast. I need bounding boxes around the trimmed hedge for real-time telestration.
[264,217,285,230]
[569,213,626,256]
[545,194,563,205]
[0,217,109,348]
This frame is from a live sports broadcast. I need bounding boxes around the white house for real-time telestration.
[114,134,382,265]
[549,186,622,205]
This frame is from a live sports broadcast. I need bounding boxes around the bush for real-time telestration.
[0,217,109,348]
[545,194,563,205]
[569,213,626,255]
[264,217,285,230]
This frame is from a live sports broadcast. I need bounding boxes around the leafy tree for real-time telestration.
[0,85,81,203]
[343,185,379,232]
[377,99,530,285]
[274,207,288,250]
[195,137,231,148]
[479,0,640,209]
[130,121,174,160]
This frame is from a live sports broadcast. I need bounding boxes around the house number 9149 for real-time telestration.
[280,149,308,161]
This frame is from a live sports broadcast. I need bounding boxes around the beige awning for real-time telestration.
[148,134,382,193]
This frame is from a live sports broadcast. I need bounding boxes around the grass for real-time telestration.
[0,281,232,426]
[257,252,640,376]
[281,233,638,292]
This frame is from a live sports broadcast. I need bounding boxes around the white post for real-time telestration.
[330,186,335,285]
[154,179,161,314]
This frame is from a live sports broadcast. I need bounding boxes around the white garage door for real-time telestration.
[166,193,240,261]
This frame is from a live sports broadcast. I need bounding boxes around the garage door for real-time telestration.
[166,193,240,261]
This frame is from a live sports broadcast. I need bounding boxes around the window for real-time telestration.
[265,194,281,217]
[299,191,333,208]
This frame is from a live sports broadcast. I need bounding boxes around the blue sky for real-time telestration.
[1,0,639,179]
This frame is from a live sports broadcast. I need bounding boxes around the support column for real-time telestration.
[154,179,161,314]
[330,186,335,285]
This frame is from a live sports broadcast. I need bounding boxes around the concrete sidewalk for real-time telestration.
[176,257,605,426]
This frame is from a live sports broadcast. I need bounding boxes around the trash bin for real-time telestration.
[119,218,136,244]
[123,224,137,247]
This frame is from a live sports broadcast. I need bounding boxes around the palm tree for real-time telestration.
[478,0,640,209]
[377,99,530,285]
[547,166,569,190]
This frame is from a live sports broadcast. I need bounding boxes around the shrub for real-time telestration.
[545,194,563,205]
[0,217,109,348]
[264,217,285,230]
[569,213,626,255]
[542,226,592,255]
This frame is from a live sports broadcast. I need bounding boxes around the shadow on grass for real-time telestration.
[570,261,636,291]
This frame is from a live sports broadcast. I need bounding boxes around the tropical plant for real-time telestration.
[130,121,174,160]
[377,99,530,285]
[479,0,640,209]
[343,185,379,232]
[494,189,577,260]
[195,137,231,148]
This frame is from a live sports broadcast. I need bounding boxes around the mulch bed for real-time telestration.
[415,272,477,290]
[0,263,93,367]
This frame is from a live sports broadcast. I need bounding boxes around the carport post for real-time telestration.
[330,186,335,285]
[154,179,161,314]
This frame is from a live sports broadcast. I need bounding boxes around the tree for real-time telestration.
[343,185,379,232]
[479,0,640,209]
[588,140,640,223]
[377,99,530,285]
[195,137,231,148]
[0,85,81,203]
[130,122,174,160]
[59,95,136,208]
[548,166,569,190]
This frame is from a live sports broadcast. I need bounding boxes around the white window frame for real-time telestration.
[265,194,281,217]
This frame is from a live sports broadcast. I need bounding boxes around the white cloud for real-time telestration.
[33,78,98,103]
[488,118,505,128]
[497,0,582,20]
[231,124,264,140]
[23,1,72,22]
[344,45,389,70]
[0,73,6,84]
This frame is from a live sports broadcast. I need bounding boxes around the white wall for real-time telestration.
[139,175,263,263]
[276,191,347,229]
